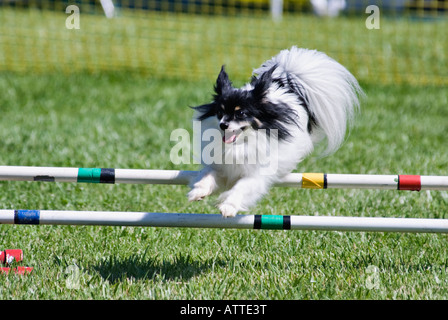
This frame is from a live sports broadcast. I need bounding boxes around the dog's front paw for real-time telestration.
[188,187,211,202]
[218,203,238,218]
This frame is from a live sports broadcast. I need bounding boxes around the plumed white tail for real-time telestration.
[253,46,363,155]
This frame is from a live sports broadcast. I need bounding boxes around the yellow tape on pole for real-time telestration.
[302,173,325,189]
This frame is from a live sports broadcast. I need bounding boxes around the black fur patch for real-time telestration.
[271,74,317,133]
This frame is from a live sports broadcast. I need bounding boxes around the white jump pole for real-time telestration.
[2,209,448,233]
[0,165,447,191]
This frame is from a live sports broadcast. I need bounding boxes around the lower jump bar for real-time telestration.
[2,210,448,233]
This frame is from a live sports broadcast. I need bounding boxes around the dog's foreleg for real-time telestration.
[188,167,219,201]
[217,177,270,218]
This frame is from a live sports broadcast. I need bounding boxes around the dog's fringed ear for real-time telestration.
[214,65,232,96]
[191,103,217,120]
[252,64,277,100]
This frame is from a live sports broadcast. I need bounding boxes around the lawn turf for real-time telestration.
[0,72,448,299]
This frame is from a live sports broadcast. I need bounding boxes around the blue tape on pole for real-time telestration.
[14,210,40,225]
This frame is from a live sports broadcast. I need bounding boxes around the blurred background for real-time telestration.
[0,0,446,85]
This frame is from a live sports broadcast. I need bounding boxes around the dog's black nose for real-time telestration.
[220,122,229,130]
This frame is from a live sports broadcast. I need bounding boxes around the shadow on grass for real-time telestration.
[91,253,226,283]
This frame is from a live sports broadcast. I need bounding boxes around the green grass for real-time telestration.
[0,71,448,299]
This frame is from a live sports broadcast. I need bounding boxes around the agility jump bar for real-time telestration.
[2,209,448,233]
[1,166,448,191]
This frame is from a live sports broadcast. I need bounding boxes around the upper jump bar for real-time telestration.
[0,166,447,190]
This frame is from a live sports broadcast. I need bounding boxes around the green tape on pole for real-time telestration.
[261,215,284,230]
[77,168,101,183]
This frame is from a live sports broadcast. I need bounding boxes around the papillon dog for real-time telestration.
[188,46,363,217]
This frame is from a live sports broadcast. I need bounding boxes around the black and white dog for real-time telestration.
[189,46,363,217]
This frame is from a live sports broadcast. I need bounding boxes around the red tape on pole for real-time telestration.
[398,175,421,191]
[0,266,33,275]
[0,249,23,264]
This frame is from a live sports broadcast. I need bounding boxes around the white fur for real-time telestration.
[189,46,363,217]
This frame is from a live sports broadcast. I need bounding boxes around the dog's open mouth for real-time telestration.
[222,127,247,144]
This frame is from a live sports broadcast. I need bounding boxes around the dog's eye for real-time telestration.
[235,109,246,118]
[216,109,223,119]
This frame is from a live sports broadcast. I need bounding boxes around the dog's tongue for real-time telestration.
[223,132,237,144]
